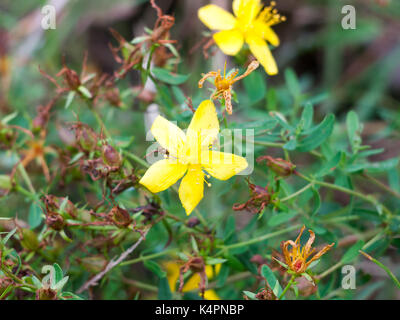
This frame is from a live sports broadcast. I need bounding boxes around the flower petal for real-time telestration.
[139,159,187,193]
[246,34,278,75]
[202,151,248,180]
[253,20,280,46]
[198,4,237,31]
[186,100,219,162]
[179,166,204,215]
[213,29,244,56]
[151,115,186,157]
[233,0,261,22]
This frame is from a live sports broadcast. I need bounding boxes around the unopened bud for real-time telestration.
[45,213,65,231]
[102,144,121,167]
[110,206,132,228]
[186,217,200,228]
[20,229,40,251]
[257,156,296,177]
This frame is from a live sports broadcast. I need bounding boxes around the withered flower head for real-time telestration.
[233,180,272,214]
[280,226,334,275]
[198,60,259,114]
[257,155,296,177]
[178,256,207,298]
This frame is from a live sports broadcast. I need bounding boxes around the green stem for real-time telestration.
[296,172,393,218]
[281,183,313,202]
[360,251,400,289]
[279,275,296,300]
[120,249,176,267]
[123,150,150,168]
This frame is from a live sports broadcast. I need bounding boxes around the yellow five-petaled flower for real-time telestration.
[139,100,248,215]
[198,0,285,75]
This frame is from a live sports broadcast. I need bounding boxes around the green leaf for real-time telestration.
[243,70,267,104]
[260,264,282,297]
[77,85,92,99]
[285,68,301,98]
[53,263,64,284]
[205,257,227,265]
[243,291,257,300]
[152,67,189,85]
[296,114,335,152]
[267,212,297,227]
[144,260,166,278]
[1,227,17,245]
[310,186,321,216]
[158,277,172,300]
[316,151,342,177]
[341,240,365,264]
[300,103,313,130]
[64,91,76,109]
[28,202,43,229]
[346,111,362,153]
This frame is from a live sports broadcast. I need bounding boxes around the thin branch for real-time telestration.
[77,228,149,294]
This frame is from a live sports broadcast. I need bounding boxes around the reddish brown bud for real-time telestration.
[45,212,65,231]
[105,87,122,107]
[110,206,132,228]
[102,144,121,167]
[257,156,296,177]
[187,217,200,228]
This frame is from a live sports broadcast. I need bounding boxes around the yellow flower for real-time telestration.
[198,0,285,75]
[198,60,259,114]
[139,100,248,215]
[280,226,335,275]
[164,261,221,300]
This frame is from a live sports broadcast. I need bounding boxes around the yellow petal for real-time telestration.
[204,290,221,300]
[198,4,237,31]
[202,151,248,180]
[178,165,204,215]
[253,20,280,46]
[246,34,278,75]
[264,26,280,46]
[213,29,244,56]
[139,159,187,193]
[233,0,261,22]
[186,100,219,162]
[151,115,186,158]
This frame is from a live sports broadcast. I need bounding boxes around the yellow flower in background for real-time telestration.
[164,261,221,300]
[139,100,248,215]
[198,0,285,75]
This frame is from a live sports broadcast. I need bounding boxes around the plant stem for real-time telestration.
[362,173,400,199]
[120,249,177,267]
[296,172,393,218]
[279,275,296,300]
[281,183,313,202]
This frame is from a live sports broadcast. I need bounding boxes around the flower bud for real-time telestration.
[105,87,122,108]
[76,126,98,152]
[20,229,40,251]
[186,217,200,228]
[102,144,121,167]
[45,212,65,231]
[257,156,296,177]
[110,206,132,228]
